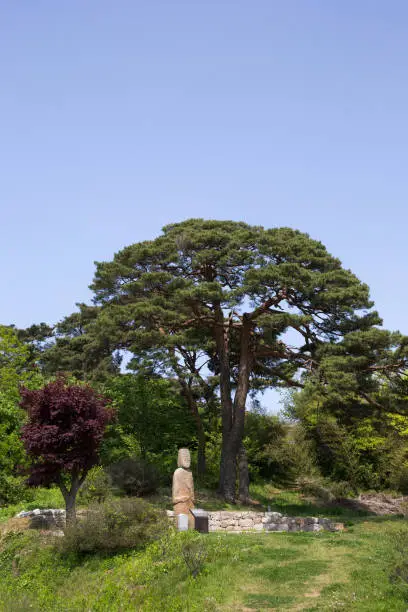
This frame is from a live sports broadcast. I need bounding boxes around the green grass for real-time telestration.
[1,516,408,610]
[250,483,373,520]
[0,488,64,523]
[1,484,406,610]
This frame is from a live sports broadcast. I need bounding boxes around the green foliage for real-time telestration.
[108,457,160,497]
[288,376,408,492]
[40,304,122,382]
[390,529,408,602]
[77,466,112,504]
[179,532,208,578]
[0,488,64,523]
[244,406,318,484]
[1,512,408,610]
[0,326,44,504]
[59,498,168,555]
[89,219,383,498]
[102,375,196,478]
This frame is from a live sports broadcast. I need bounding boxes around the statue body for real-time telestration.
[172,448,194,528]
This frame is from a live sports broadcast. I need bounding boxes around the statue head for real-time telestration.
[177,448,191,469]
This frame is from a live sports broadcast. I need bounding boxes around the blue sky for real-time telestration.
[1,2,407,410]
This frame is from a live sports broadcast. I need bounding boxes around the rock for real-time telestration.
[220,511,233,520]
[16,511,31,518]
[195,510,344,533]
[305,517,319,524]
[330,523,345,532]
[265,523,278,531]
[304,524,323,532]
[276,524,289,532]
[264,512,282,522]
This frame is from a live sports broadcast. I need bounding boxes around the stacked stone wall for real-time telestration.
[207,511,343,532]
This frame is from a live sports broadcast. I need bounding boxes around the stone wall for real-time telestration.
[207,511,343,532]
[16,509,66,530]
[18,508,344,534]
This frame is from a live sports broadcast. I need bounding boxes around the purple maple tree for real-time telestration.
[20,378,114,524]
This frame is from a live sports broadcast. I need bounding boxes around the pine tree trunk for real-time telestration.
[221,442,238,503]
[196,418,206,478]
[238,443,250,503]
[178,381,207,478]
[218,316,253,502]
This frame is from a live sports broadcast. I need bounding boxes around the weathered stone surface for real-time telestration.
[239,519,254,528]
[304,524,323,532]
[15,509,66,530]
[276,524,289,531]
[331,523,344,532]
[264,512,283,521]
[171,509,344,533]
[305,517,319,524]
[172,448,194,529]
[265,523,279,531]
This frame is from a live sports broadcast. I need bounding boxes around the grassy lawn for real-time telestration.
[1,485,407,610]
[1,515,408,610]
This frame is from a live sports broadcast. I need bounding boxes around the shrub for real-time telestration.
[297,477,335,503]
[59,498,168,554]
[390,529,408,601]
[78,467,112,504]
[179,532,208,578]
[298,477,355,503]
[107,457,159,497]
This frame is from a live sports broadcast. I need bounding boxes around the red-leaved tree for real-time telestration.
[20,378,113,524]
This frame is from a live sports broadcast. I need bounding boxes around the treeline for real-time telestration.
[2,218,408,505]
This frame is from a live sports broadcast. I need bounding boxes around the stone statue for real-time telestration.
[172,448,194,528]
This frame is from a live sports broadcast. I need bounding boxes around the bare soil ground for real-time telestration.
[334,492,408,515]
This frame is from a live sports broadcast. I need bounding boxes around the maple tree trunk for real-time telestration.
[64,491,77,527]
[60,473,85,528]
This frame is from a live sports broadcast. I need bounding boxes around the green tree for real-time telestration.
[90,219,380,501]
[103,375,197,475]
[41,303,122,381]
[286,331,408,490]
[0,325,43,503]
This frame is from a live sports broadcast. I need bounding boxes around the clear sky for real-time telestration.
[1,2,407,403]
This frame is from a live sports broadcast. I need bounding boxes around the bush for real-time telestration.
[297,477,355,503]
[78,467,112,504]
[107,457,160,497]
[390,529,408,602]
[179,532,208,578]
[245,415,319,485]
[59,498,169,554]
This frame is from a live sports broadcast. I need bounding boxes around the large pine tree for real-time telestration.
[90,218,387,501]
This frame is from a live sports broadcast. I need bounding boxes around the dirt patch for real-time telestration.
[0,517,30,536]
[333,493,408,516]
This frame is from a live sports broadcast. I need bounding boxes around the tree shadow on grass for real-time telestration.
[254,559,328,583]
[244,593,295,609]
